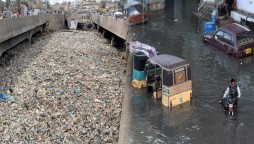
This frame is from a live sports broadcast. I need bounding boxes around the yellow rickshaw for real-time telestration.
[145,54,192,107]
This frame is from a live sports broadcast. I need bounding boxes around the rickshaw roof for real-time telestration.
[149,54,189,70]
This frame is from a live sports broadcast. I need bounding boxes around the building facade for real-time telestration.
[202,0,254,23]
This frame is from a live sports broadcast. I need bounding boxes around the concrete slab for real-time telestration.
[231,9,254,23]
[0,15,47,44]
[0,14,65,57]
[91,14,129,40]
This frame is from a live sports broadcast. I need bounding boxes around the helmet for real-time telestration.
[231,78,236,83]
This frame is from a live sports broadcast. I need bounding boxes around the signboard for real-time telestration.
[162,85,169,96]
[174,67,186,84]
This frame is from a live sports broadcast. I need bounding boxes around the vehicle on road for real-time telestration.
[203,23,254,58]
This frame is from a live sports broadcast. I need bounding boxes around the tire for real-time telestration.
[203,40,209,46]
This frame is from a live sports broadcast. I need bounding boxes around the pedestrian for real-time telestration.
[218,0,226,16]
[218,0,236,17]
[20,2,25,16]
[225,0,236,17]
[24,3,28,16]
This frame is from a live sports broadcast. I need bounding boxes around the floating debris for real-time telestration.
[0,31,126,143]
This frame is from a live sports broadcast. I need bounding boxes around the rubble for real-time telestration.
[0,30,126,143]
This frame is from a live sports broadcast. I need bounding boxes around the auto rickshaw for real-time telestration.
[128,41,158,89]
[145,54,192,107]
[132,51,149,88]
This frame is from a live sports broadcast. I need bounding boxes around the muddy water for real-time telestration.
[127,0,254,143]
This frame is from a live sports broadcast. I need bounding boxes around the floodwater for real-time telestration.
[127,0,254,143]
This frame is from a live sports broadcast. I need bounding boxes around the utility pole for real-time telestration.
[215,0,218,17]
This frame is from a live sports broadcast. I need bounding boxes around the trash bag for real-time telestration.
[0,93,9,102]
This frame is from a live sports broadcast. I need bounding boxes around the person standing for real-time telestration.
[225,0,236,17]
[24,3,27,16]
[20,2,24,16]
[218,0,236,17]
[218,0,226,16]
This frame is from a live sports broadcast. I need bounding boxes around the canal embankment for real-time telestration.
[0,14,65,57]
[0,30,126,143]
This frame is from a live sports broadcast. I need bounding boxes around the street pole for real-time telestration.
[215,0,218,18]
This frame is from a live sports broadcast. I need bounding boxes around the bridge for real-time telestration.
[91,14,130,42]
[1,13,130,57]
[0,14,64,57]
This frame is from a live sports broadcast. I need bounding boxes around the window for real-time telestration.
[215,31,224,40]
[224,33,230,40]
[223,32,234,46]
[163,70,173,86]
[174,67,186,84]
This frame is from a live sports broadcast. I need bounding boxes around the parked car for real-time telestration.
[113,11,124,19]
[203,23,254,58]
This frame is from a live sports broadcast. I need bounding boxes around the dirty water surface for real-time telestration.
[127,0,254,143]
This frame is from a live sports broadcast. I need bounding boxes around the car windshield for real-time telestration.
[237,31,254,47]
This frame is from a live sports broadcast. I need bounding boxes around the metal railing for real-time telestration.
[198,0,207,13]
[198,0,214,21]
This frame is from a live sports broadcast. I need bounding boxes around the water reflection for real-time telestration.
[128,0,254,143]
[162,102,193,127]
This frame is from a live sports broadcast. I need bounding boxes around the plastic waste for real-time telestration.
[0,93,9,102]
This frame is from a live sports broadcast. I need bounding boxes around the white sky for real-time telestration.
[1,0,75,5]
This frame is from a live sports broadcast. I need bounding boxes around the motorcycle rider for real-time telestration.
[221,78,241,108]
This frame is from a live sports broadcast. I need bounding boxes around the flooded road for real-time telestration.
[127,0,254,143]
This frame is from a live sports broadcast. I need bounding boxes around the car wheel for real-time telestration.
[203,40,209,46]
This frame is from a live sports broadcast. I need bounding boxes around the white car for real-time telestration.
[113,11,124,19]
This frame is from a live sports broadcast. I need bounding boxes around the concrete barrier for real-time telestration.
[0,15,47,43]
[47,14,65,31]
[91,14,129,40]
[0,14,65,57]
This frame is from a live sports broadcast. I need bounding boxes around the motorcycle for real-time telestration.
[224,97,237,116]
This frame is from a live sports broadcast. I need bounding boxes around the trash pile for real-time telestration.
[67,13,94,30]
[0,31,126,143]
